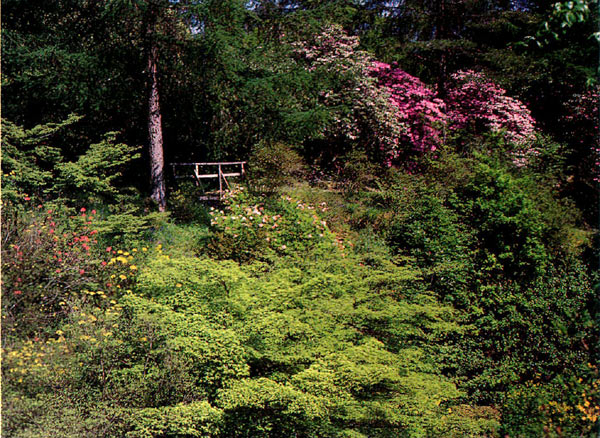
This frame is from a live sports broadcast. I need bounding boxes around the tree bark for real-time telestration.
[147,40,166,211]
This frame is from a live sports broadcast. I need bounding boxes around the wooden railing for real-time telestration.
[171,162,246,200]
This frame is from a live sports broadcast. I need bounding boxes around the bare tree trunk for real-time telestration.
[147,42,166,211]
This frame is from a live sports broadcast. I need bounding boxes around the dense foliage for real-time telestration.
[2,0,599,437]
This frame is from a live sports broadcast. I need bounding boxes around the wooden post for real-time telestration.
[218,164,223,200]
[194,164,200,186]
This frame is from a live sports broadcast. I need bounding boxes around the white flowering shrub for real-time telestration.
[206,187,336,262]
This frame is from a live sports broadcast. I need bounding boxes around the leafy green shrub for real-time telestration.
[168,180,213,224]
[248,141,306,194]
[2,393,128,438]
[387,191,475,305]
[125,401,223,438]
[1,115,80,204]
[94,209,168,243]
[451,159,550,282]
[205,187,336,262]
[380,150,597,434]
[459,263,595,401]
[336,149,380,194]
[53,132,141,205]
[1,117,140,206]
[500,368,600,438]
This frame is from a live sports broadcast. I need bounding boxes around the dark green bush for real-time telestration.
[168,180,213,225]
[248,141,306,194]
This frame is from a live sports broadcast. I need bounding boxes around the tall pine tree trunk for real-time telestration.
[147,18,166,211]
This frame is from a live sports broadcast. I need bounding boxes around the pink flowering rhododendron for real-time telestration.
[293,25,404,164]
[294,27,538,167]
[446,70,536,146]
[370,61,447,156]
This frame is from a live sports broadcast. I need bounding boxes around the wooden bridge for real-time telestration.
[171,161,246,200]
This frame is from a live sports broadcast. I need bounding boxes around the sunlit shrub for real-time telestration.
[248,141,306,194]
[205,186,336,262]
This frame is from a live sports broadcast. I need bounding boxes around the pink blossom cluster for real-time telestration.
[367,65,538,165]
[292,26,404,162]
[445,70,536,146]
[294,27,539,167]
[370,61,447,155]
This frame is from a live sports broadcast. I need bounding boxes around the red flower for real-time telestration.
[14,290,22,295]
[101,261,107,266]
[80,207,86,213]
[24,196,31,201]
[91,210,97,215]
[79,269,85,275]
[106,246,112,252]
